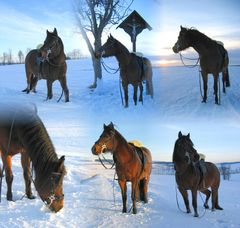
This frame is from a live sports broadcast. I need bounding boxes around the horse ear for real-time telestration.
[180,25,183,30]
[53,28,58,36]
[109,122,114,129]
[178,131,182,138]
[187,133,190,139]
[103,123,107,129]
[47,30,50,35]
[57,155,65,171]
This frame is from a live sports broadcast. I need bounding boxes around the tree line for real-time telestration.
[0,48,87,65]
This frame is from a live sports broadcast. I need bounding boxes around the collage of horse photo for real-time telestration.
[0,0,239,227]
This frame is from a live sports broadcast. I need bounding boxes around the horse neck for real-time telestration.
[188,30,213,56]
[18,117,58,181]
[113,130,133,164]
[114,42,131,66]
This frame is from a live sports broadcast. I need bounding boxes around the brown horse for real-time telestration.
[91,122,152,214]
[95,35,153,107]
[23,28,69,102]
[173,131,223,217]
[173,26,230,104]
[0,104,66,212]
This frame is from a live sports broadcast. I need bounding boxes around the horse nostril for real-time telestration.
[91,146,96,154]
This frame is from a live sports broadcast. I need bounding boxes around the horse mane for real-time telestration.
[18,113,60,178]
[113,38,130,55]
[187,27,215,46]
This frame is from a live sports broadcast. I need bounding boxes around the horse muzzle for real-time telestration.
[172,43,180,53]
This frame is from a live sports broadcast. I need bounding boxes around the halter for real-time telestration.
[96,131,116,169]
[174,139,197,176]
[30,167,64,210]
[41,36,65,67]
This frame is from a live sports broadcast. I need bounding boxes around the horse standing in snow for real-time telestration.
[23,28,69,102]
[91,122,152,214]
[173,131,223,217]
[173,26,230,104]
[95,35,153,108]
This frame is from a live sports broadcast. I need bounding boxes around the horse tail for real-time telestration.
[225,67,230,87]
[224,50,230,87]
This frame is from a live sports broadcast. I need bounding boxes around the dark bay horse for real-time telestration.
[0,104,66,212]
[173,131,223,217]
[95,35,153,107]
[23,28,69,102]
[91,122,152,214]
[173,26,230,104]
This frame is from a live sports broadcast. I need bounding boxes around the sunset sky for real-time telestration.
[0,0,239,65]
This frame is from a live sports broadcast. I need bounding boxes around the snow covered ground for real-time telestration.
[0,58,240,227]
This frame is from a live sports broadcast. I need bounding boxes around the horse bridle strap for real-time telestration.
[30,168,64,209]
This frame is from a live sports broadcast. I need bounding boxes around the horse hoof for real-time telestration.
[27,194,36,200]
[194,213,199,217]
[215,206,223,210]
[202,99,206,103]
[122,208,127,213]
[133,208,137,214]
[7,195,13,201]
[204,203,209,209]
[187,209,191,213]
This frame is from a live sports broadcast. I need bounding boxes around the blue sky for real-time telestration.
[0,0,239,64]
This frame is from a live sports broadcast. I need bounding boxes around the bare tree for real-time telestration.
[2,52,7,65]
[18,50,24,64]
[8,49,13,64]
[74,0,133,88]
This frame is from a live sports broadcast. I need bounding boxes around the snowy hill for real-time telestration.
[0,58,240,227]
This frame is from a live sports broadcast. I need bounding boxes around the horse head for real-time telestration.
[40,28,61,60]
[36,155,66,212]
[172,26,190,53]
[91,122,116,155]
[95,34,117,59]
[173,131,199,167]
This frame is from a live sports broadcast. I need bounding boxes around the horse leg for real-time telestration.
[59,77,69,102]
[118,179,127,213]
[142,177,150,203]
[2,155,13,201]
[30,75,38,93]
[214,190,223,210]
[22,72,33,93]
[200,189,211,209]
[46,80,53,100]
[211,188,223,211]
[201,72,208,103]
[213,73,219,104]
[139,82,143,104]
[133,85,138,106]
[122,82,128,108]
[191,189,199,217]
[178,187,191,213]
[131,178,138,214]
[21,153,35,199]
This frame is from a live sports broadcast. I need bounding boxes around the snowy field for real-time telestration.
[0,58,240,227]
